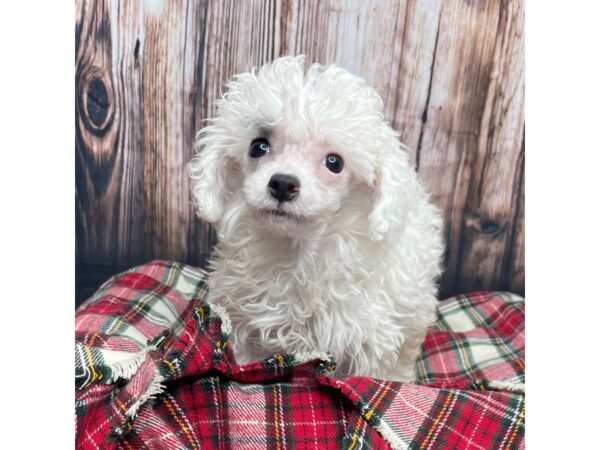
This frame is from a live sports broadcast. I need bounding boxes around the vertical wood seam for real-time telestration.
[414,5,443,173]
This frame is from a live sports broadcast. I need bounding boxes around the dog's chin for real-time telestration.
[254,208,310,236]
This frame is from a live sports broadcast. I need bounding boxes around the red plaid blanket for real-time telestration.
[75,261,524,449]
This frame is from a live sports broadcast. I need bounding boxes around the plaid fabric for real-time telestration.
[76,261,525,449]
[416,292,525,390]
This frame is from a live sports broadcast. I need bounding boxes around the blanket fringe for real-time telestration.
[106,346,157,383]
[294,351,333,365]
[126,372,165,419]
[374,420,408,450]
[207,303,232,336]
[488,380,525,394]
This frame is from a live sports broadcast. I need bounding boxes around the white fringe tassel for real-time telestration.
[105,345,157,383]
[125,372,166,419]
[488,380,525,394]
[374,420,408,450]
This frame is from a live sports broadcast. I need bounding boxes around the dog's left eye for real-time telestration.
[324,153,344,173]
[249,138,270,158]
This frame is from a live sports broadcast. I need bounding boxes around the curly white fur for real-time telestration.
[188,56,444,381]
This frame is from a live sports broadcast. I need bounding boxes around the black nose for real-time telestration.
[268,173,301,202]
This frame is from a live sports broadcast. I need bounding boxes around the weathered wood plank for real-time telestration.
[414,0,524,296]
[458,0,525,294]
[109,0,144,265]
[506,134,525,292]
[75,0,525,303]
[76,0,122,265]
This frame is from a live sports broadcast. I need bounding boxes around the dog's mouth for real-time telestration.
[259,208,305,222]
[269,209,288,217]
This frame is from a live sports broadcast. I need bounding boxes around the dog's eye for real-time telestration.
[324,153,344,173]
[249,138,270,158]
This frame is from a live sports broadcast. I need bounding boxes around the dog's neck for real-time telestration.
[210,188,378,300]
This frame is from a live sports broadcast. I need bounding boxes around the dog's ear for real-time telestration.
[188,125,236,224]
[368,139,417,241]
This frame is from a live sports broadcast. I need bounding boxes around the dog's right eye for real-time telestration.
[249,138,270,158]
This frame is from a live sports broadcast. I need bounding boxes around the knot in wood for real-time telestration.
[466,214,505,237]
[78,67,114,135]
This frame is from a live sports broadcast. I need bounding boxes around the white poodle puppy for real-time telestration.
[188,56,443,381]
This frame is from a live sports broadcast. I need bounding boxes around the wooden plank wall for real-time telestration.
[75,0,524,303]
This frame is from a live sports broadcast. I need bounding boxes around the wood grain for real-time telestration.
[75,0,525,303]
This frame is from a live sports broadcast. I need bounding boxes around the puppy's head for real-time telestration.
[189,56,416,240]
